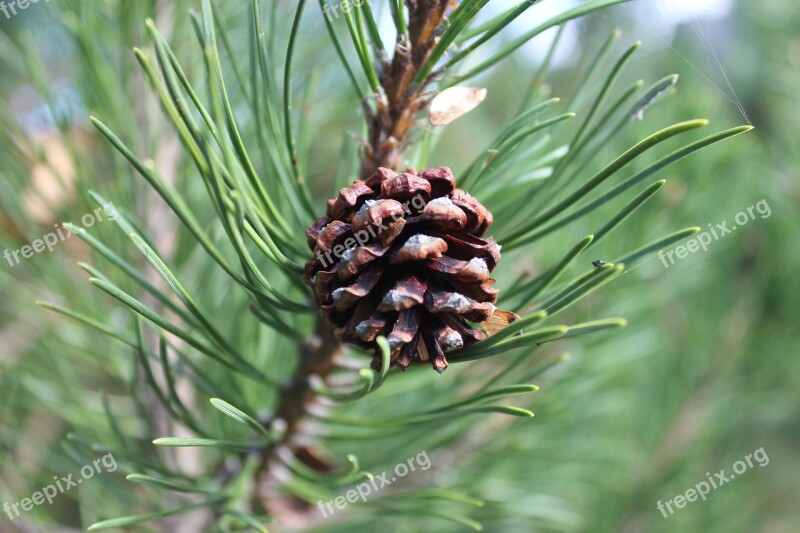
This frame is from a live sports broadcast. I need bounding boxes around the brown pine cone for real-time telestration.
[304,167,516,373]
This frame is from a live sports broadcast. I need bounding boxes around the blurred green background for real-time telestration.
[0,1,797,532]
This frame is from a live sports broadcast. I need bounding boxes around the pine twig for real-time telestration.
[254,318,341,503]
[361,0,450,176]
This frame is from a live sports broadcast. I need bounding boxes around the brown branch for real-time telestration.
[253,317,341,509]
[361,0,450,177]
[254,0,452,516]
[273,318,340,442]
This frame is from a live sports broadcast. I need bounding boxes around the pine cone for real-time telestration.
[304,167,516,373]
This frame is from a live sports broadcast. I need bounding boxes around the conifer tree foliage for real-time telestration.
[0,0,753,531]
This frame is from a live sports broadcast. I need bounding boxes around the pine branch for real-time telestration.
[252,0,454,488]
[254,319,341,503]
[361,0,450,177]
